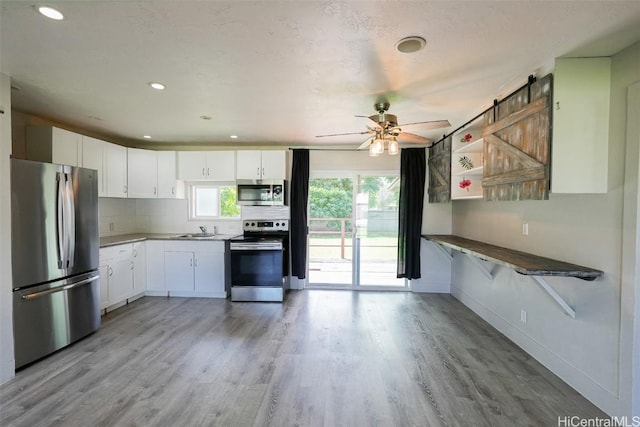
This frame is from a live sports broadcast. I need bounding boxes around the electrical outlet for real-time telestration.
[520,309,527,323]
[109,222,115,232]
[522,222,529,236]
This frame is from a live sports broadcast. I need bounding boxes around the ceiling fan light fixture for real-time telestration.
[388,138,399,155]
[373,138,384,155]
[369,142,380,157]
[395,36,426,54]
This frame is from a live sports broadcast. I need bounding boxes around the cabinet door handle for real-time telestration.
[108,266,113,276]
[124,185,127,194]
[257,167,260,177]
[202,168,205,177]
[190,258,193,267]
[171,187,175,195]
[194,258,198,268]
[133,249,137,258]
[556,101,560,110]
[262,167,265,177]
[207,168,210,176]
[154,187,157,195]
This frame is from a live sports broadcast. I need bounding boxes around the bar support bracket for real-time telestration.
[465,253,494,280]
[530,276,576,319]
[430,241,453,261]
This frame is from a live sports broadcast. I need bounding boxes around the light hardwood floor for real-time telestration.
[1,291,605,426]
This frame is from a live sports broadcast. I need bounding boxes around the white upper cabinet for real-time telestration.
[105,142,128,198]
[127,147,158,198]
[177,151,235,181]
[205,151,235,181]
[82,136,107,197]
[552,57,611,194]
[157,151,185,198]
[236,150,286,180]
[25,125,82,167]
[177,151,207,180]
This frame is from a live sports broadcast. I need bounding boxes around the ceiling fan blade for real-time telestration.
[397,132,432,144]
[355,114,383,128]
[396,119,451,130]
[357,136,374,150]
[316,130,371,138]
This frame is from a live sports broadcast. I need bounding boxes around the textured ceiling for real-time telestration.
[2,1,640,148]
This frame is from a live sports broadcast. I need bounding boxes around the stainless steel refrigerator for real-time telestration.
[11,158,100,369]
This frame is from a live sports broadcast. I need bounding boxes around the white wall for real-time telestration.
[447,41,640,416]
[0,73,15,383]
[620,80,640,417]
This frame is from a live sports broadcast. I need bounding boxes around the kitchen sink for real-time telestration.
[178,233,216,239]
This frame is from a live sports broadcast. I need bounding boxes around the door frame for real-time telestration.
[305,170,408,291]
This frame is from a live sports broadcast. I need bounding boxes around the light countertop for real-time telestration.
[100,233,240,248]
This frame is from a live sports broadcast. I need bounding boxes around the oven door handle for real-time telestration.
[230,243,283,251]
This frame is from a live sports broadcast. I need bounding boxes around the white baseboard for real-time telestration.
[144,290,227,298]
[411,280,451,293]
[451,285,620,416]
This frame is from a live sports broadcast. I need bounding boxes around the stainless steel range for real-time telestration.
[229,219,289,302]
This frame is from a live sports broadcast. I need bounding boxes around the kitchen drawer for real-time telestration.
[163,241,224,253]
[100,243,133,261]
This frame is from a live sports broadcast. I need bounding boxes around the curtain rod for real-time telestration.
[428,74,537,149]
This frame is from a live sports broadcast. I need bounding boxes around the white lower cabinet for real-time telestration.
[132,241,146,298]
[110,256,134,305]
[146,240,166,294]
[161,241,226,298]
[99,242,147,311]
[98,264,110,310]
[102,240,226,303]
[99,244,134,310]
[165,251,195,293]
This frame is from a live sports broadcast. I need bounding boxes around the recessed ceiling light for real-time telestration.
[38,6,64,20]
[395,36,426,53]
[148,82,166,90]
[143,135,152,139]
[230,135,238,139]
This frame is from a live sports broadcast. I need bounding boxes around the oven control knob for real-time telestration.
[251,222,256,227]
[245,222,250,227]
[275,222,279,226]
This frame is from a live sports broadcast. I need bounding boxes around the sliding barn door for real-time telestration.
[427,135,452,203]
[482,74,553,201]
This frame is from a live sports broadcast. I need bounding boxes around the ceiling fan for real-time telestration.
[316,101,451,154]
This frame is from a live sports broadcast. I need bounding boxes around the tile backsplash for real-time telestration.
[98,198,292,237]
[98,198,136,236]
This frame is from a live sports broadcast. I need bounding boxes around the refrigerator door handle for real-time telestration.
[64,172,76,269]
[21,275,99,301]
[56,172,66,269]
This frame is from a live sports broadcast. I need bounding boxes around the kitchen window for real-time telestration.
[188,183,240,220]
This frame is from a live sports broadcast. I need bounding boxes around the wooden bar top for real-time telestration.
[422,234,603,281]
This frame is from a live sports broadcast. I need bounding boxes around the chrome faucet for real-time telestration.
[199,226,207,234]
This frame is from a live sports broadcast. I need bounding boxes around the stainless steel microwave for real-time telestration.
[236,180,287,206]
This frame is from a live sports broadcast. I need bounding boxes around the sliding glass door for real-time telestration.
[307,173,407,290]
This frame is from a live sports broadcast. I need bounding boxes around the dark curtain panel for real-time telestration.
[290,149,310,279]
[397,148,426,279]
